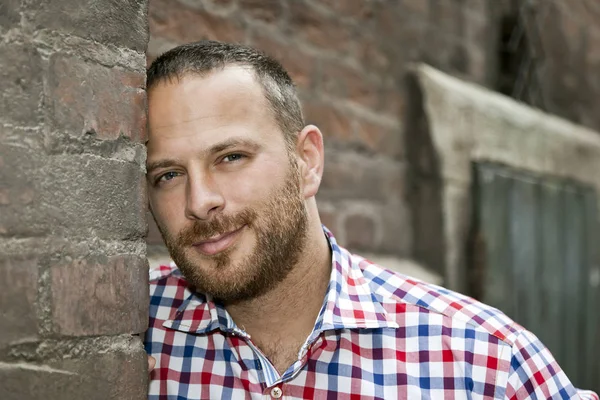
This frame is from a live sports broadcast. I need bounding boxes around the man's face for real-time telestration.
[147,66,308,303]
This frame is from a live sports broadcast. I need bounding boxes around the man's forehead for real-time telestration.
[145,65,281,152]
[147,66,271,131]
[148,65,264,101]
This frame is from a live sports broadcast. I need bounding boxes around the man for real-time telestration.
[144,40,597,399]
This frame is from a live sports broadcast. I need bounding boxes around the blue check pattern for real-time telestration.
[145,228,598,399]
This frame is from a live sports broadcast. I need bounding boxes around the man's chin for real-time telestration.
[185,270,265,303]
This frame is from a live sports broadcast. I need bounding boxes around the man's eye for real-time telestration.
[157,171,179,183]
[222,153,244,163]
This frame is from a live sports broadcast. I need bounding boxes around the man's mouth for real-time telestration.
[192,225,245,256]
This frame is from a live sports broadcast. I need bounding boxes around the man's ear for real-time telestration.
[295,124,324,199]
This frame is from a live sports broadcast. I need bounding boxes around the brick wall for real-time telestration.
[0,1,149,398]
[146,0,494,265]
[488,0,600,132]
[531,0,600,131]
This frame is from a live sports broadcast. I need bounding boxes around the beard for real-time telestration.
[156,161,308,303]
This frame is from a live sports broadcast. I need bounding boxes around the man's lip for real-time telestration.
[191,225,245,256]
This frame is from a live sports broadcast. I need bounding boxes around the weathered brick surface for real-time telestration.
[0,0,21,32]
[24,0,148,51]
[317,0,375,19]
[287,0,354,55]
[42,155,146,240]
[0,337,147,400]
[344,214,377,251]
[47,54,146,142]
[0,257,39,348]
[50,254,149,336]
[354,118,404,159]
[534,1,600,131]
[0,149,146,240]
[238,0,283,23]
[0,144,48,238]
[250,32,317,91]
[319,151,405,203]
[321,61,379,109]
[0,43,43,126]
[302,100,353,142]
[1,0,149,397]
[150,0,246,44]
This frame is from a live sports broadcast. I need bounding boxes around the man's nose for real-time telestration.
[185,172,225,220]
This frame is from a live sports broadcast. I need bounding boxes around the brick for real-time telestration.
[320,151,405,203]
[302,100,352,142]
[423,31,459,72]
[374,4,402,40]
[0,144,48,238]
[378,85,406,118]
[251,32,317,90]
[0,257,39,348]
[354,118,404,159]
[464,46,488,84]
[321,62,379,108]
[379,202,412,256]
[463,0,489,18]
[463,11,491,49]
[0,43,43,127]
[430,0,464,38]
[149,0,246,44]
[288,0,354,54]
[390,18,426,63]
[50,254,149,336]
[47,54,146,142]
[0,338,147,400]
[40,155,147,240]
[318,0,376,19]
[403,0,429,16]
[318,208,338,233]
[25,0,148,51]
[356,36,392,75]
[344,213,377,251]
[0,148,146,240]
[0,0,21,31]
[239,0,283,22]
[146,35,178,65]
[40,154,147,240]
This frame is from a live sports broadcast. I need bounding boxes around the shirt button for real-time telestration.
[270,386,283,398]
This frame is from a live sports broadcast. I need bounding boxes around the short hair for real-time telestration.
[147,40,304,150]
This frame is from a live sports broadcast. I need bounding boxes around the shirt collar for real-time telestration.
[316,228,399,332]
[163,227,398,335]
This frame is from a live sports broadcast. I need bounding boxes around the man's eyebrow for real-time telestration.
[207,137,261,154]
[146,159,179,174]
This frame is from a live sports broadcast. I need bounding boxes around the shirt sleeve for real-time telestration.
[505,329,598,399]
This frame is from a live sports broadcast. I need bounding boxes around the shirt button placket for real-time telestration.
[270,386,283,399]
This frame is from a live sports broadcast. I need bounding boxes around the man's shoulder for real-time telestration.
[351,253,523,345]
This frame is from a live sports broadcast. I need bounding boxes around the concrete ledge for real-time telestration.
[411,64,600,291]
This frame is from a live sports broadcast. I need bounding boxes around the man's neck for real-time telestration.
[224,222,332,372]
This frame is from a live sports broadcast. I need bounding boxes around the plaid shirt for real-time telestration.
[145,229,598,399]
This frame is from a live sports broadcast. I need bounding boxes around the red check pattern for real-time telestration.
[145,228,598,399]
